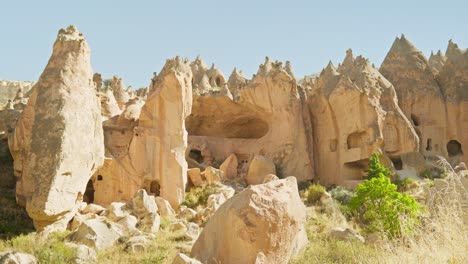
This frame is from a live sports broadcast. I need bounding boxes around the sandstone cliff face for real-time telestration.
[307,50,419,186]
[380,35,447,159]
[128,57,193,208]
[187,57,314,181]
[9,25,104,231]
[437,40,468,165]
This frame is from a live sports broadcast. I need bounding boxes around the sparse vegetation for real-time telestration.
[306,184,326,204]
[0,231,77,264]
[181,184,218,210]
[329,186,353,205]
[349,156,422,238]
[365,153,392,179]
[0,188,34,239]
[97,230,185,264]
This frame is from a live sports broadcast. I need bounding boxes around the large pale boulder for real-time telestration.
[68,217,122,250]
[0,251,36,264]
[246,155,276,185]
[190,177,307,264]
[9,25,104,231]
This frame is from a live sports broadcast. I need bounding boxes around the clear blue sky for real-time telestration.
[1,0,467,88]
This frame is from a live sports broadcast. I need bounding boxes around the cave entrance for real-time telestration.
[410,114,420,126]
[83,180,95,203]
[346,132,367,149]
[189,149,203,164]
[390,156,403,170]
[447,140,463,157]
[426,138,432,151]
[150,180,160,196]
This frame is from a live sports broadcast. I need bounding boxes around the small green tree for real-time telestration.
[365,152,391,179]
[349,153,422,238]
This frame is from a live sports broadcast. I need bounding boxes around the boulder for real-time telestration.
[10,25,104,231]
[155,197,176,217]
[68,217,122,250]
[81,204,106,215]
[0,251,36,264]
[220,154,238,180]
[191,177,307,264]
[117,215,138,233]
[169,221,187,232]
[184,222,200,241]
[126,189,158,220]
[203,167,223,185]
[245,155,276,185]
[172,253,202,264]
[188,168,203,187]
[105,202,129,222]
[262,174,279,183]
[137,213,160,233]
[65,243,97,264]
[69,213,97,231]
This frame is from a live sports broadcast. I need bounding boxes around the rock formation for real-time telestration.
[190,177,307,264]
[437,40,468,165]
[8,25,104,231]
[307,49,419,186]
[380,35,447,160]
[428,50,447,74]
[0,80,34,105]
[187,56,314,183]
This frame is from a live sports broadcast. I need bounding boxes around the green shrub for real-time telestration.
[394,177,417,192]
[365,153,392,179]
[181,184,218,209]
[306,184,326,204]
[329,186,353,205]
[348,156,422,238]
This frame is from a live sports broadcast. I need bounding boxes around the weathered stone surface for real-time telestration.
[172,253,202,264]
[117,215,138,233]
[65,243,97,264]
[81,204,106,215]
[308,50,419,186]
[187,57,315,185]
[184,222,200,241]
[437,40,468,165]
[380,35,447,158]
[0,251,36,264]
[191,177,307,264]
[219,153,238,180]
[155,197,176,217]
[246,155,276,185]
[126,189,158,219]
[130,57,193,208]
[202,166,223,185]
[9,25,104,231]
[188,168,203,186]
[68,217,122,250]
